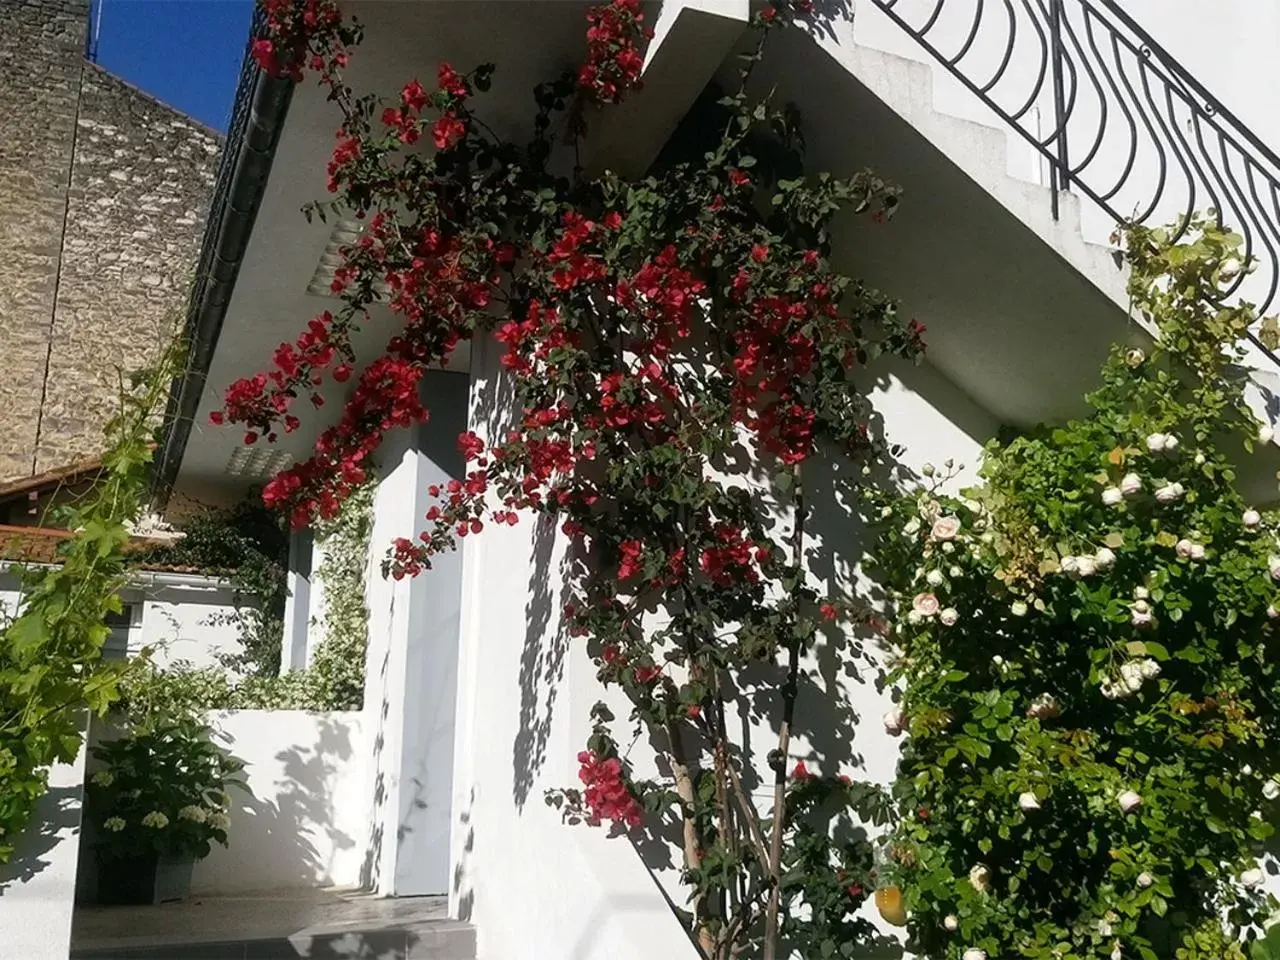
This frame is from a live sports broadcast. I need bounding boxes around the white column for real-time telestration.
[279,529,313,673]
[360,371,467,896]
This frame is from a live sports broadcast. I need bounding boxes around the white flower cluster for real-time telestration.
[103,816,126,833]
[178,805,208,824]
[1101,658,1161,699]
[1145,432,1180,454]
[141,811,170,829]
[1102,472,1143,506]
[208,811,232,832]
[1026,693,1060,719]
[90,770,114,787]
[1060,546,1116,578]
[1174,537,1205,560]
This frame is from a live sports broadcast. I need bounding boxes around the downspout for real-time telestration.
[151,27,294,506]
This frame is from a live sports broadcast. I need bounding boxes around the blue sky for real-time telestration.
[92,0,255,132]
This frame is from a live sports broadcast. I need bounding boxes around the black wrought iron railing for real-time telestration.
[868,0,1280,350]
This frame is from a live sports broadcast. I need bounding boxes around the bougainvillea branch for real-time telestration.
[225,2,919,955]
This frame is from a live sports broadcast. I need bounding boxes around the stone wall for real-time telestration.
[0,0,221,480]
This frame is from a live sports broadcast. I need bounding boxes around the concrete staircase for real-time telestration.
[70,890,474,960]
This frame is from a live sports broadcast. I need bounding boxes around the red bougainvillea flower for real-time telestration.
[432,112,467,150]
[577,751,643,827]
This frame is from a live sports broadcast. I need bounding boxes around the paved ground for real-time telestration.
[71,889,472,959]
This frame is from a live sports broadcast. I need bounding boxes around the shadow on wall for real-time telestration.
[0,783,82,893]
[359,604,394,893]
[512,511,570,810]
[198,714,359,893]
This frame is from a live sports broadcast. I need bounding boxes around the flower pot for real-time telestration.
[95,853,194,905]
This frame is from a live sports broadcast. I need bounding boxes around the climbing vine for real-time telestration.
[873,220,1280,959]
[222,0,919,955]
[0,341,182,862]
[137,498,289,677]
[121,481,372,714]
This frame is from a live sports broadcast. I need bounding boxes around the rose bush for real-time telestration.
[873,220,1280,959]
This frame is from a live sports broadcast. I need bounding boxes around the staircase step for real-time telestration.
[71,890,475,960]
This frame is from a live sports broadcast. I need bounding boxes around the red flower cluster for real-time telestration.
[262,355,426,527]
[578,0,651,103]
[698,524,766,587]
[253,0,348,80]
[577,751,643,828]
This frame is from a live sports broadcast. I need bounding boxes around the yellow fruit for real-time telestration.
[875,885,908,926]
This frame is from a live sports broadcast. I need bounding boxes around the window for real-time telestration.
[102,603,140,660]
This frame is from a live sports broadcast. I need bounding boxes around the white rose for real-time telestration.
[1134,586,1150,600]
[1010,600,1028,617]
[1244,509,1262,529]
[913,593,940,617]
[1155,484,1182,504]
[903,518,921,536]
[932,516,961,541]
[1101,682,1120,700]
[963,950,987,960]
[1175,538,1194,558]
[1027,694,1060,719]
[883,708,906,737]
[943,914,959,932]
[1137,871,1154,888]
[1164,434,1180,452]
[926,569,945,587]
[1094,547,1116,570]
[1260,424,1275,446]
[940,608,959,626]
[942,542,956,554]
[1131,604,1153,628]
[1189,542,1206,561]
[1119,663,1144,693]
[1138,658,1161,680]
[1146,433,1167,453]
[1076,556,1097,578]
[1118,790,1142,813]
[1242,867,1265,888]
[1265,781,1280,801]
[1120,473,1142,496]
[1018,791,1041,811]
[1102,487,1123,506]
[948,564,962,576]
[1125,347,1145,366]
[1270,557,1280,581]
[969,863,992,893]
[907,610,923,625]
[1195,452,1206,465]
[1061,555,1080,577]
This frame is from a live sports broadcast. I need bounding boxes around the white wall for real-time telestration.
[192,710,369,894]
[0,567,244,670]
[0,748,85,960]
[448,330,998,959]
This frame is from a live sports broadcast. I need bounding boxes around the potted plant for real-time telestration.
[85,718,245,905]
